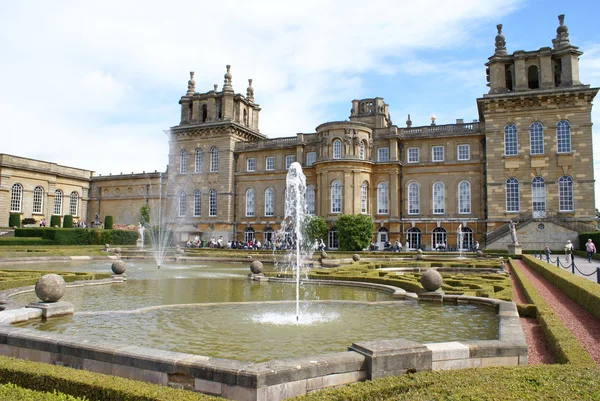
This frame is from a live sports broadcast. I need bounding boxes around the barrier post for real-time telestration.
[557,257,560,267]
[572,259,575,275]
[597,268,600,285]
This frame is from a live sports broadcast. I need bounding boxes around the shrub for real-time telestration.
[50,215,61,228]
[62,215,73,228]
[21,217,36,225]
[0,238,53,246]
[140,205,150,226]
[53,229,93,245]
[14,228,45,238]
[8,214,20,227]
[110,229,138,245]
[336,214,374,251]
[303,215,328,245]
[104,215,113,230]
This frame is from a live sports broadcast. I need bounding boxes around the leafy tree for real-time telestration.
[140,205,150,226]
[302,215,328,245]
[336,214,374,251]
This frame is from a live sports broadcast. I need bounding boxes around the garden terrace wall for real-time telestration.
[0,279,527,401]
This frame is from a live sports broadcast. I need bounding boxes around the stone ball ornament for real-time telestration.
[114,247,122,254]
[321,251,328,259]
[416,249,424,260]
[352,254,360,262]
[35,274,66,303]
[111,260,127,275]
[250,260,264,274]
[420,269,443,292]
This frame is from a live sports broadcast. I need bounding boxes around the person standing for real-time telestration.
[545,246,551,262]
[585,239,596,263]
[564,240,573,263]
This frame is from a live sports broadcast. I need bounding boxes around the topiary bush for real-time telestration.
[62,215,74,228]
[50,215,61,228]
[8,214,20,227]
[104,215,113,230]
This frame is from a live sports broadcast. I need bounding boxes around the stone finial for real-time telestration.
[494,24,507,55]
[223,65,233,92]
[186,71,195,96]
[246,78,254,102]
[406,114,412,128]
[553,14,570,49]
[213,84,218,92]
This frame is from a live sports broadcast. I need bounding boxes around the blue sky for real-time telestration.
[1,0,599,204]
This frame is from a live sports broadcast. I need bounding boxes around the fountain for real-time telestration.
[457,224,464,258]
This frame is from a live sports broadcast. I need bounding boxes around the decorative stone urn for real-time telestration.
[35,274,66,303]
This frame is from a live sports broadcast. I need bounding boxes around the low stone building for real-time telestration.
[2,15,597,250]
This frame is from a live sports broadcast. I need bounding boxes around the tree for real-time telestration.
[336,214,374,251]
[140,205,150,227]
[302,215,328,246]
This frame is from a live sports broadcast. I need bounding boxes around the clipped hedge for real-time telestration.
[509,258,595,367]
[0,356,222,401]
[0,382,85,401]
[0,238,53,246]
[104,215,113,230]
[522,255,600,321]
[3,229,137,246]
[8,214,20,228]
[14,228,46,238]
[50,215,61,228]
[291,364,600,401]
[62,215,73,229]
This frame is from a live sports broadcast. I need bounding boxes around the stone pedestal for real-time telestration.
[26,301,74,318]
[136,239,143,248]
[507,244,522,255]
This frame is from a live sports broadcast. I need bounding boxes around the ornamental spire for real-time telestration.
[223,65,233,92]
[186,71,195,96]
[553,14,570,49]
[246,79,254,102]
[494,24,507,55]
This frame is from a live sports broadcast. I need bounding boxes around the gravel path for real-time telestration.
[510,259,600,366]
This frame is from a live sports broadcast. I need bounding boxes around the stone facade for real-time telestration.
[1,16,597,250]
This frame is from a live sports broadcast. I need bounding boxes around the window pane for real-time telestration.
[506,178,520,212]
[195,149,203,173]
[377,183,388,214]
[361,182,367,213]
[504,124,518,156]
[285,155,295,169]
[331,181,342,213]
[180,150,187,174]
[10,184,22,213]
[247,158,256,172]
[559,176,573,211]
[457,144,470,161]
[432,146,444,162]
[179,192,186,217]
[408,183,419,214]
[529,122,544,155]
[69,192,78,216]
[458,181,471,214]
[210,148,218,172]
[433,182,444,214]
[306,152,316,166]
[557,120,571,153]
[377,147,389,162]
[33,186,44,214]
[408,148,419,163]
[266,157,274,171]
[246,189,255,217]
[305,186,315,215]
[53,190,63,215]
[333,140,342,159]
[209,190,217,216]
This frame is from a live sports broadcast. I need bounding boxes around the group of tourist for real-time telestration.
[544,238,596,264]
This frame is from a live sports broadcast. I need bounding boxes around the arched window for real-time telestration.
[69,191,79,216]
[178,191,186,217]
[333,139,342,159]
[433,181,444,214]
[558,176,573,212]
[209,189,217,216]
[359,141,365,160]
[406,227,421,250]
[305,185,315,215]
[210,147,218,172]
[529,122,544,155]
[10,183,22,213]
[193,189,201,217]
[408,182,419,214]
[331,180,342,213]
[245,188,255,217]
[532,177,546,217]
[201,104,208,122]
[432,227,447,250]
[328,226,338,250]
[527,65,539,89]
[263,227,274,244]
[244,227,255,243]
[180,149,188,174]
[53,189,63,215]
[504,124,518,156]
[195,149,203,173]
[33,186,44,214]
[458,181,471,214]
[506,178,520,212]
[377,182,389,214]
[360,181,368,214]
[460,227,473,250]
[557,120,571,153]
[264,188,274,217]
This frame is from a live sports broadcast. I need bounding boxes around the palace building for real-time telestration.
[1,15,597,250]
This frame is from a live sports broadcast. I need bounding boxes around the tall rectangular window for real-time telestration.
[360,182,367,214]
[193,190,201,217]
[305,186,315,215]
[506,178,520,212]
[556,120,571,153]
[432,182,445,214]
[265,188,274,217]
[209,190,217,216]
[306,152,316,166]
[504,124,518,156]
[247,158,256,172]
[285,155,295,169]
[266,156,274,171]
[408,183,419,214]
[407,147,419,163]
[377,147,389,162]
[432,146,444,162]
[529,122,544,155]
[457,144,470,161]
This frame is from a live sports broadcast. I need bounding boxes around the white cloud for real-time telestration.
[0,0,525,176]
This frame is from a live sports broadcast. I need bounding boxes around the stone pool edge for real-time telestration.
[0,279,527,401]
